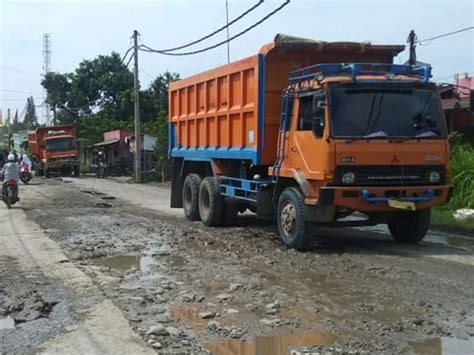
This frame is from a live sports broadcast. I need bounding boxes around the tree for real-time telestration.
[23,96,38,129]
[150,71,180,113]
[41,52,135,123]
[41,72,73,123]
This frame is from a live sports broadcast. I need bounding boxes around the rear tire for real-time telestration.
[182,174,202,221]
[199,177,223,227]
[388,209,431,244]
[277,187,311,251]
[6,195,11,209]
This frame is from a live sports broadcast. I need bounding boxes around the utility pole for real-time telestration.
[225,0,230,63]
[407,30,417,66]
[133,30,141,182]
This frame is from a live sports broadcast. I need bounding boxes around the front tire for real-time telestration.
[182,174,202,221]
[199,177,223,227]
[277,187,311,250]
[388,209,431,243]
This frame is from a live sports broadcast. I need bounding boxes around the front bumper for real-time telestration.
[318,185,451,212]
[45,158,79,169]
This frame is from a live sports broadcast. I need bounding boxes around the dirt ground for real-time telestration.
[1,177,473,354]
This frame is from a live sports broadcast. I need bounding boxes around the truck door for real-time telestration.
[289,91,332,183]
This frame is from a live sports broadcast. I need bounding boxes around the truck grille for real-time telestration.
[334,165,445,186]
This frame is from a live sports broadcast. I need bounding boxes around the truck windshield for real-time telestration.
[46,138,76,152]
[328,83,446,139]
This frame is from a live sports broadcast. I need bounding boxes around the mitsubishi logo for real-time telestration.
[391,154,399,163]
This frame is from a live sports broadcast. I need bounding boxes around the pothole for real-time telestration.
[204,329,337,355]
[101,196,116,200]
[94,253,157,273]
[95,203,112,208]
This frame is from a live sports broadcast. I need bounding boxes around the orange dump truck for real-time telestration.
[169,34,451,250]
[29,124,80,178]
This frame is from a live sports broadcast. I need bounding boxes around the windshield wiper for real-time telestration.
[345,131,389,143]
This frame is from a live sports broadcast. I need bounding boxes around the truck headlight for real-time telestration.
[342,172,355,184]
[429,171,440,183]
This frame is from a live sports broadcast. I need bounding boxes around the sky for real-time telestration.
[0,0,473,123]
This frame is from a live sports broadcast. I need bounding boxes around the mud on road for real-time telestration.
[1,177,474,354]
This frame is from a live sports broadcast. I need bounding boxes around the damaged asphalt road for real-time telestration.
[1,177,473,354]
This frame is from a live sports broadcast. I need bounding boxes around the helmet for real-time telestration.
[98,151,104,155]
[8,154,15,162]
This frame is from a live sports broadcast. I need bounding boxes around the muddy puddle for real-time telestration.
[0,316,15,330]
[94,249,182,273]
[95,253,155,273]
[410,336,474,355]
[204,329,336,355]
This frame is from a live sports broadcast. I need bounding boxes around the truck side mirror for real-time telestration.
[312,94,325,138]
[312,117,324,138]
[312,94,326,116]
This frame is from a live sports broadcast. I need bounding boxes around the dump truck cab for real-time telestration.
[269,63,450,247]
[29,125,80,178]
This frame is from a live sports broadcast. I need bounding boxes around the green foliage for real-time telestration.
[449,143,474,209]
[41,51,179,181]
[143,110,170,181]
[141,169,162,183]
[24,96,38,129]
[79,114,133,148]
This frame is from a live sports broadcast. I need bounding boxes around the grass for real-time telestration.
[432,206,474,234]
[449,143,474,210]
[428,141,474,234]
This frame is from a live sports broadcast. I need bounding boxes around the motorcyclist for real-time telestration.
[97,150,106,164]
[97,151,106,177]
[1,154,20,200]
[20,154,32,171]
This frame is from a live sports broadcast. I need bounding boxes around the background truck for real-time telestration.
[168,34,451,250]
[29,124,80,178]
[11,131,29,155]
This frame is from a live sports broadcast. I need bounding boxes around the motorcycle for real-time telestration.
[20,162,32,184]
[2,179,18,209]
[96,162,106,179]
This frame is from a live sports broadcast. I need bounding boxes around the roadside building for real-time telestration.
[126,134,157,172]
[85,129,134,175]
[439,73,474,140]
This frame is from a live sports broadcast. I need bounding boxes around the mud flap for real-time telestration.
[170,159,183,208]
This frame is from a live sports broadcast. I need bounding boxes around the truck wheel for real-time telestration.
[388,209,431,244]
[277,187,311,251]
[199,177,223,227]
[182,174,202,221]
[222,203,239,226]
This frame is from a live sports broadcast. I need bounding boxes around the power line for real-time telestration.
[0,64,40,77]
[121,46,134,65]
[152,0,263,53]
[0,97,44,101]
[139,0,290,56]
[417,26,474,44]
[140,69,155,80]
[124,52,135,68]
[0,89,44,94]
